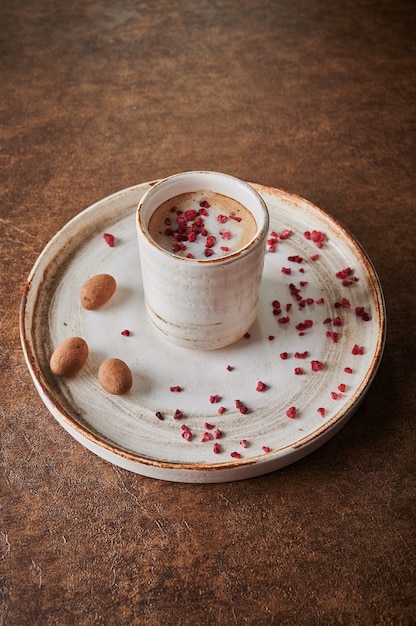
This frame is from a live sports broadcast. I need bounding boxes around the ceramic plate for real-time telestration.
[20,182,386,483]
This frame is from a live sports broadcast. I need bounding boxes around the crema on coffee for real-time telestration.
[148,190,257,260]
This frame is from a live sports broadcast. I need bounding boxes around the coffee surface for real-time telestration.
[147,190,257,259]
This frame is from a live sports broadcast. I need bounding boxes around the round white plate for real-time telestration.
[20,182,386,483]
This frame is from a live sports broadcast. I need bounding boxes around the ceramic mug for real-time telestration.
[136,171,269,350]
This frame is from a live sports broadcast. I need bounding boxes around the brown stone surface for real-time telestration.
[1,1,415,624]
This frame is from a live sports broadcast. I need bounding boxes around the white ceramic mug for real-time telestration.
[136,171,269,350]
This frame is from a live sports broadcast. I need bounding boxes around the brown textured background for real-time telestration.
[1,1,415,624]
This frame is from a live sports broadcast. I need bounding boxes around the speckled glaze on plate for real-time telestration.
[20,182,386,483]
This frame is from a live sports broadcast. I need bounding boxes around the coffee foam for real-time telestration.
[148,190,257,260]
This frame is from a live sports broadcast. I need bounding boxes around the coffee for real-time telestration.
[148,190,257,260]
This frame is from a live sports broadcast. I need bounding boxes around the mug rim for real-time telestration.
[137,170,269,265]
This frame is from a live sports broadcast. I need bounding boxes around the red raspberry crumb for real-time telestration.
[311,230,326,247]
[326,331,339,343]
[311,360,323,372]
[235,400,248,414]
[336,267,352,279]
[296,320,313,331]
[355,306,371,321]
[185,209,197,221]
[103,233,115,247]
